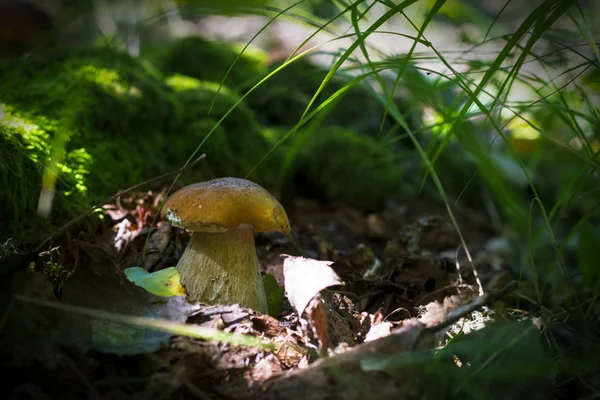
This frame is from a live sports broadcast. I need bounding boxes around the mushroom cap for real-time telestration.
[161,177,291,235]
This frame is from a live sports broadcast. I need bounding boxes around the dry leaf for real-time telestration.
[304,297,330,352]
[282,255,344,315]
[364,322,393,342]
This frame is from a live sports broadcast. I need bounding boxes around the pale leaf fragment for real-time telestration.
[282,255,343,315]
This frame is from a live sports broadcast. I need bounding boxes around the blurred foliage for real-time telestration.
[429,321,552,400]
[361,321,551,400]
[164,73,280,182]
[0,37,414,242]
[153,36,268,88]
[175,0,277,15]
[287,126,406,210]
[248,58,415,134]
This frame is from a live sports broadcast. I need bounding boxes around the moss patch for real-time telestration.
[0,42,410,244]
[289,126,404,210]
[0,47,271,243]
[152,36,268,88]
[164,74,275,181]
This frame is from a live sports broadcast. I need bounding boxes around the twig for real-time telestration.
[34,154,206,253]
[454,245,464,286]
[456,243,484,296]
[425,280,517,334]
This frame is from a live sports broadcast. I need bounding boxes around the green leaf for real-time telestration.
[577,223,600,293]
[263,274,285,317]
[125,267,185,298]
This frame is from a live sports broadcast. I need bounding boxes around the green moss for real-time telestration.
[0,44,408,243]
[0,48,173,217]
[0,106,91,239]
[153,36,268,88]
[291,126,404,210]
[165,74,277,184]
[0,47,270,243]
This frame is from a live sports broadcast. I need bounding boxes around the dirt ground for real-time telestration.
[1,185,510,400]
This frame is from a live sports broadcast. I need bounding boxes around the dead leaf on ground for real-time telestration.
[303,296,330,353]
[249,354,284,381]
[282,255,344,316]
[363,308,394,343]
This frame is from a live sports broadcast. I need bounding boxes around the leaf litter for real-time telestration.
[1,187,516,399]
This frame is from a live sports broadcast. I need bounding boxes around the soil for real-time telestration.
[0,186,504,400]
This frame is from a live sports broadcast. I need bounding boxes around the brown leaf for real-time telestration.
[251,314,287,338]
[304,297,329,353]
[372,308,385,325]
[273,337,309,368]
[250,354,284,382]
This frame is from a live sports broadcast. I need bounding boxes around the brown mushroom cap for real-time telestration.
[161,177,291,235]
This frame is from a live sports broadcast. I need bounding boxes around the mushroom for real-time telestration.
[161,177,291,313]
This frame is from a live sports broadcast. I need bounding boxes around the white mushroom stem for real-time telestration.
[176,228,268,314]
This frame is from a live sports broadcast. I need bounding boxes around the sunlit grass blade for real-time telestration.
[13,294,274,350]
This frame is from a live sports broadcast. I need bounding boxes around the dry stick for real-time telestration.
[425,280,517,335]
[34,154,207,253]
[455,244,485,296]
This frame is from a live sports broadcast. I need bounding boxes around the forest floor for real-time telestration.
[1,181,515,400]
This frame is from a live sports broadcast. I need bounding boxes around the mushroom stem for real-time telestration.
[176,228,268,313]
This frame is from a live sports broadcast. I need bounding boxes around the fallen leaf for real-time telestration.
[273,337,309,368]
[251,314,287,338]
[250,354,284,381]
[125,266,185,297]
[282,255,344,315]
[364,321,393,342]
[304,297,330,353]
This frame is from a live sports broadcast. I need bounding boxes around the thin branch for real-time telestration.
[426,281,518,334]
